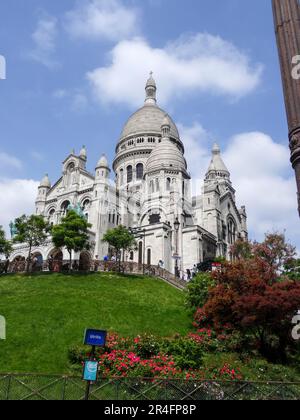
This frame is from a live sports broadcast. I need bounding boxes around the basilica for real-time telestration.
[10,75,248,276]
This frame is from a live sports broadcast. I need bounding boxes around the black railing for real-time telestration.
[0,374,299,400]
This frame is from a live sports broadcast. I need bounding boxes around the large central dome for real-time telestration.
[120,105,180,141]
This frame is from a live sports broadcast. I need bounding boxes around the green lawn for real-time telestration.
[0,273,190,374]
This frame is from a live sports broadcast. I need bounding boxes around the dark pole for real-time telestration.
[143,229,146,274]
[174,218,180,278]
[84,345,96,401]
[272,0,300,215]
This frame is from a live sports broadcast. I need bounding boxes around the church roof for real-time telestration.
[119,75,180,141]
[80,145,87,160]
[96,154,109,168]
[146,117,187,174]
[120,104,180,141]
[39,174,51,188]
[207,143,230,175]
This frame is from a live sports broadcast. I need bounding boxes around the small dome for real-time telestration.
[40,174,51,188]
[80,145,87,159]
[96,154,109,168]
[146,139,187,174]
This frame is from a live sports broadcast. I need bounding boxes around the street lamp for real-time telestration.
[140,229,146,275]
[174,218,180,278]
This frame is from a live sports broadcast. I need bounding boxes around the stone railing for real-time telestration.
[3,259,187,290]
[96,261,187,290]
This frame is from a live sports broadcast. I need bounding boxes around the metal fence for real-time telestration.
[0,374,299,400]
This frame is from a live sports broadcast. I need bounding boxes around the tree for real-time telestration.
[0,226,12,258]
[284,258,300,280]
[253,233,296,272]
[51,210,91,271]
[102,226,136,272]
[0,227,13,274]
[13,215,50,273]
[203,257,300,363]
[231,239,253,260]
[185,273,216,310]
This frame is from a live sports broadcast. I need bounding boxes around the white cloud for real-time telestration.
[87,34,263,108]
[0,152,22,171]
[29,16,58,68]
[52,88,88,112]
[65,0,140,42]
[179,125,300,248]
[223,132,299,243]
[0,178,39,235]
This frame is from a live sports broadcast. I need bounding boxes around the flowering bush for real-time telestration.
[69,332,244,381]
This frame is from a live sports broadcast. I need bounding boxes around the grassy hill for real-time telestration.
[0,272,190,374]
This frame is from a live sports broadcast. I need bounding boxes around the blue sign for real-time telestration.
[83,361,99,382]
[84,329,107,347]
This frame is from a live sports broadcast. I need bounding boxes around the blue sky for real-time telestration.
[0,0,299,249]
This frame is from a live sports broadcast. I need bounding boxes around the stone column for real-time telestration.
[273,0,300,215]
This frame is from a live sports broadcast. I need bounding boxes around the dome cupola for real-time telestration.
[39,174,51,189]
[96,154,109,169]
[79,145,87,161]
[146,116,187,175]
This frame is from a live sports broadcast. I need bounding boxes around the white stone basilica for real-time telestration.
[10,75,248,275]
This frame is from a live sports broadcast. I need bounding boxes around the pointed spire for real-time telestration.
[206,144,230,179]
[145,72,157,105]
[39,174,51,188]
[161,114,171,139]
[80,145,87,160]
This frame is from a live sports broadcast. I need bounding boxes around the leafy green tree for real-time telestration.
[254,233,296,272]
[283,258,300,280]
[51,210,91,271]
[102,226,136,272]
[0,227,11,256]
[13,215,50,273]
[185,273,216,310]
[231,240,253,260]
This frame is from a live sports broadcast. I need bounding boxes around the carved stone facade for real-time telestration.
[9,76,248,276]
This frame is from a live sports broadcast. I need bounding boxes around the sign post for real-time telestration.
[83,329,107,401]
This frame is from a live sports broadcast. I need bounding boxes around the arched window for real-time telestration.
[228,219,237,245]
[150,180,154,194]
[155,178,160,192]
[147,249,152,266]
[82,199,90,211]
[130,251,134,261]
[166,178,171,191]
[49,208,55,217]
[61,201,70,213]
[120,169,124,185]
[138,242,143,265]
[136,163,144,180]
[127,166,133,183]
